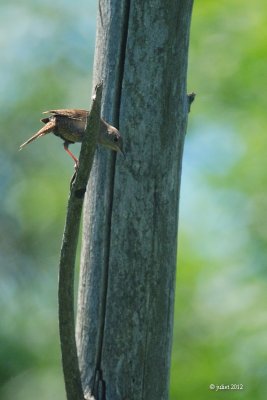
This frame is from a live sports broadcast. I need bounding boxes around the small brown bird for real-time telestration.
[20,109,124,166]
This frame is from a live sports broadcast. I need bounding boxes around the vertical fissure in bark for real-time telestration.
[92,1,132,396]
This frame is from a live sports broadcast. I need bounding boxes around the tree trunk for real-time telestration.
[76,1,194,399]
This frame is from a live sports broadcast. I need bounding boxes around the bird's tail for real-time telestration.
[19,120,55,150]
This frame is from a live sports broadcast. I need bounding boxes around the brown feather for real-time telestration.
[19,120,55,150]
[43,109,89,121]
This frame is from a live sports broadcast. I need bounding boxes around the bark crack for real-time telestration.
[92,1,132,397]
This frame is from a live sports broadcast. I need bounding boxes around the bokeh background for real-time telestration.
[1,1,267,399]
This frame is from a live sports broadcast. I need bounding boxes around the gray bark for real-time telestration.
[58,84,102,400]
[76,1,194,399]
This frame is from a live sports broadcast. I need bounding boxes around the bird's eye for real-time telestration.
[113,136,119,142]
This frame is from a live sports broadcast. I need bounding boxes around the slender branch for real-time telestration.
[58,82,103,400]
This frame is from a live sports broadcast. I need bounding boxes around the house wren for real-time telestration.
[20,109,124,166]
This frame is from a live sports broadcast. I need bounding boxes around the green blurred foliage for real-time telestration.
[1,0,266,399]
[170,1,267,399]
[0,0,96,398]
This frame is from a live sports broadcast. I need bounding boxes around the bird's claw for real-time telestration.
[70,161,79,188]
[74,161,79,172]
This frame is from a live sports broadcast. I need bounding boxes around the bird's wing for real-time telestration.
[19,120,55,150]
[43,109,89,121]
